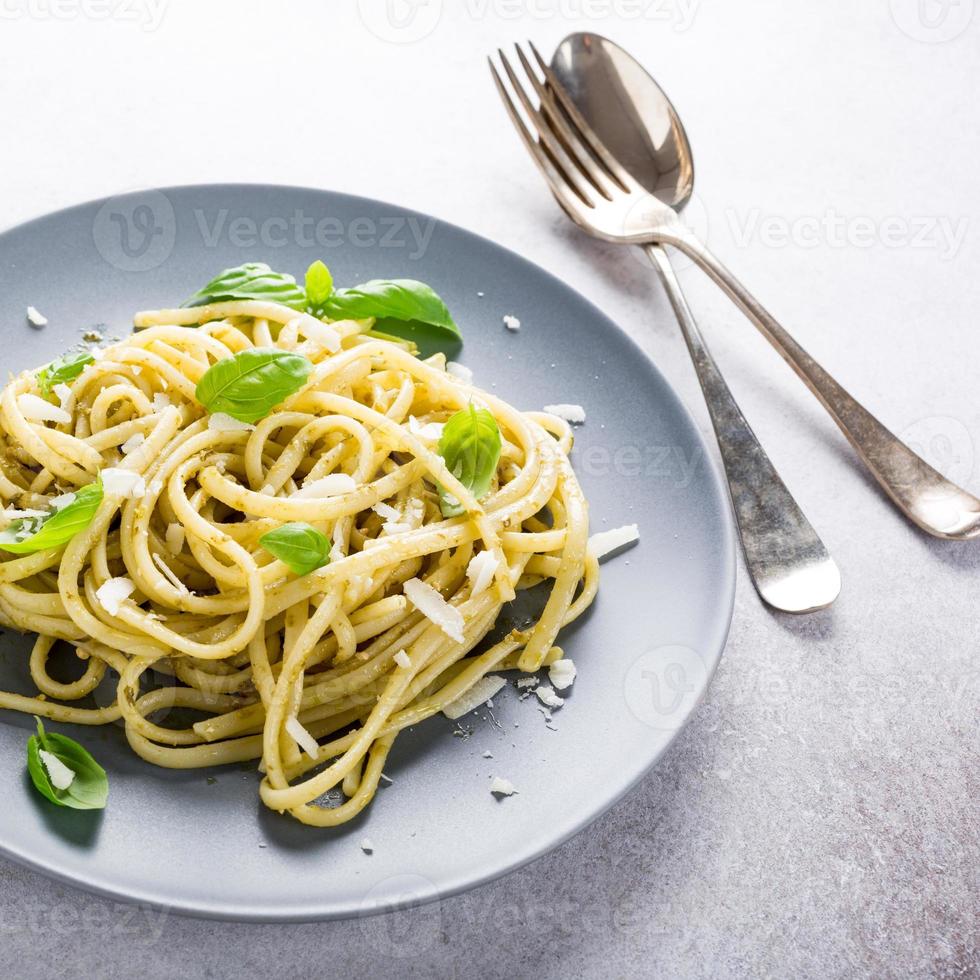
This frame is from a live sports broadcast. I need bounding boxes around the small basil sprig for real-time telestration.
[27,717,108,810]
[304,260,334,316]
[437,405,502,517]
[321,278,461,358]
[0,481,103,555]
[37,351,95,397]
[185,261,460,356]
[196,348,312,424]
[183,262,307,310]
[260,522,331,575]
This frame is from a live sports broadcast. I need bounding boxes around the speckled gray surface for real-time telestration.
[1,1,978,977]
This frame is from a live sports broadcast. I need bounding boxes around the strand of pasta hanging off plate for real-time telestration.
[0,259,631,825]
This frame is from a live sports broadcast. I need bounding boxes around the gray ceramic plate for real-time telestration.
[0,184,734,921]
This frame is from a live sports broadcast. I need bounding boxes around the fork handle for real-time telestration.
[645,244,839,612]
[669,229,980,539]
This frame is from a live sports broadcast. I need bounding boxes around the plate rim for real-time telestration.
[0,182,737,921]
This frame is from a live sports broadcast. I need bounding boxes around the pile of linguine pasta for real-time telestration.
[0,265,598,826]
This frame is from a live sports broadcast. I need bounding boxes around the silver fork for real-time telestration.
[490,42,980,545]
[490,44,841,613]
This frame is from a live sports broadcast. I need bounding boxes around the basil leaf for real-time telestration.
[304,260,334,316]
[321,279,460,355]
[182,262,307,310]
[36,351,95,397]
[260,522,331,575]
[370,317,461,361]
[0,481,103,555]
[27,717,108,810]
[437,405,502,517]
[195,348,312,424]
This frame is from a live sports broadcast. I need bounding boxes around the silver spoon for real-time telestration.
[543,40,842,612]
[518,34,980,541]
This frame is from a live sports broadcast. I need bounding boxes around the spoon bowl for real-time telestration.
[551,33,694,209]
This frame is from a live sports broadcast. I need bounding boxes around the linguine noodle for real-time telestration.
[0,297,597,826]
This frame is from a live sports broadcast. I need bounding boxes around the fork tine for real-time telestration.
[526,39,635,191]
[513,42,625,198]
[494,48,602,206]
[487,57,595,216]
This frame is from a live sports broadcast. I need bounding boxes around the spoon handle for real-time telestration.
[645,244,840,612]
[670,230,980,540]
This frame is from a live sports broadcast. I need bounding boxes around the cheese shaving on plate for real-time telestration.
[543,403,586,424]
[442,674,506,720]
[19,394,70,425]
[587,524,640,560]
[466,550,499,597]
[95,577,135,616]
[285,716,320,759]
[403,578,465,643]
[39,749,74,791]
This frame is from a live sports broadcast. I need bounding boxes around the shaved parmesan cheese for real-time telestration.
[291,314,341,353]
[121,433,145,455]
[101,468,146,499]
[588,524,640,560]
[360,837,374,854]
[403,578,465,643]
[490,776,516,796]
[372,501,401,522]
[291,474,357,498]
[153,553,188,594]
[543,403,586,424]
[152,393,171,412]
[165,523,185,555]
[26,306,48,328]
[535,685,564,709]
[382,521,412,535]
[393,649,411,669]
[38,749,74,791]
[548,659,577,691]
[49,492,76,511]
[285,716,319,759]
[19,393,70,425]
[442,675,506,720]
[466,550,499,597]
[95,577,135,616]
[516,677,538,689]
[208,412,254,433]
[2,507,47,521]
[407,415,444,440]
[502,314,521,331]
[446,361,473,384]
[53,383,72,412]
